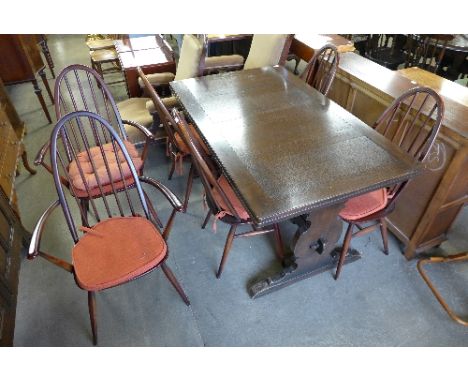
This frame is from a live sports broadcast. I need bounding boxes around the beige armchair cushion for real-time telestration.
[145,96,178,114]
[174,35,203,81]
[138,72,176,88]
[204,54,245,69]
[117,98,153,142]
[243,34,289,70]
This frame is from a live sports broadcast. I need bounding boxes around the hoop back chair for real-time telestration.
[300,44,339,96]
[365,34,407,70]
[404,34,454,74]
[28,111,189,345]
[35,64,162,226]
[171,108,284,278]
[335,87,444,280]
[417,251,468,327]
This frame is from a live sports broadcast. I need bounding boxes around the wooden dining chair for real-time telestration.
[138,67,208,212]
[334,87,444,280]
[35,63,163,228]
[243,34,294,70]
[171,108,284,278]
[404,34,455,74]
[417,251,468,327]
[300,44,339,96]
[28,111,190,345]
[365,34,407,70]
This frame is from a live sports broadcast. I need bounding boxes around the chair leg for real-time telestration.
[335,223,354,280]
[183,163,195,212]
[21,145,37,175]
[88,291,98,345]
[273,223,285,261]
[216,224,237,279]
[160,262,190,306]
[79,199,90,227]
[201,210,211,229]
[168,157,176,180]
[32,79,52,124]
[39,69,54,104]
[380,218,389,255]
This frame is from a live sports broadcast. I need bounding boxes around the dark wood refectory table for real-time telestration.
[171,67,420,298]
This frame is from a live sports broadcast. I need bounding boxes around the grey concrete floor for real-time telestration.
[9,35,468,346]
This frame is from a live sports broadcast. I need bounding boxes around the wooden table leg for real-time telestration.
[39,69,54,104]
[249,203,361,298]
[32,79,52,124]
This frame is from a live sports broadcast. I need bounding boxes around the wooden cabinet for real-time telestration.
[0,77,34,346]
[0,34,54,123]
[326,52,467,259]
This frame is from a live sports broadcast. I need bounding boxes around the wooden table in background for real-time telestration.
[290,34,355,62]
[171,67,419,297]
[115,35,176,97]
[326,52,468,259]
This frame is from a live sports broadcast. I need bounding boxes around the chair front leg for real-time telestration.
[183,163,195,212]
[88,291,98,345]
[335,223,354,280]
[216,224,237,279]
[380,218,389,255]
[160,262,190,306]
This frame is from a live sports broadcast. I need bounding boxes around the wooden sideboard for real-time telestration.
[0,35,54,123]
[0,77,35,346]
[326,52,467,259]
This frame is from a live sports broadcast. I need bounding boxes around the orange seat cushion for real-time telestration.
[339,188,388,221]
[174,124,210,155]
[212,175,250,220]
[68,141,143,198]
[72,216,167,291]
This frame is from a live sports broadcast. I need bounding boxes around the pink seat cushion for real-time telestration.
[68,141,143,198]
[212,175,250,220]
[72,216,167,291]
[339,188,388,221]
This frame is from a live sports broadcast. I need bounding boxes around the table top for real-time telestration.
[337,52,468,139]
[398,67,468,107]
[171,66,419,226]
[118,48,174,69]
[114,35,171,53]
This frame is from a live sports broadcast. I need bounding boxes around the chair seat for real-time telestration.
[90,49,118,62]
[174,124,210,155]
[86,39,115,51]
[68,141,143,198]
[146,96,178,114]
[339,188,388,221]
[72,216,167,291]
[212,175,250,221]
[138,72,175,88]
[118,97,153,129]
[205,54,245,69]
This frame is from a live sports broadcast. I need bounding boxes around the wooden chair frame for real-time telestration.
[172,108,284,278]
[28,110,189,345]
[300,44,339,96]
[417,252,468,327]
[335,87,444,280]
[404,34,454,74]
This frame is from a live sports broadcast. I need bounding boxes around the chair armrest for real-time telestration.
[28,200,60,259]
[122,119,154,140]
[137,72,175,88]
[139,176,183,211]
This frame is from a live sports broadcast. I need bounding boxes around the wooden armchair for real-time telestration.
[28,111,189,345]
[335,87,444,280]
[172,108,284,278]
[365,34,407,70]
[35,64,163,227]
[300,44,339,96]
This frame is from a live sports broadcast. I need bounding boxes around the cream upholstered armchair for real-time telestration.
[140,34,204,114]
[243,34,294,70]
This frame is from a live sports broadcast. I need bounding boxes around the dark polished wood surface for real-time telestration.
[171,67,419,227]
[290,34,355,62]
[171,67,420,296]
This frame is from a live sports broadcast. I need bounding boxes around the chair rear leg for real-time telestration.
[168,157,176,180]
[160,262,190,306]
[273,223,285,261]
[216,224,237,279]
[88,291,98,345]
[183,163,195,212]
[335,223,354,280]
[201,210,211,229]
[380,218,389,255]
